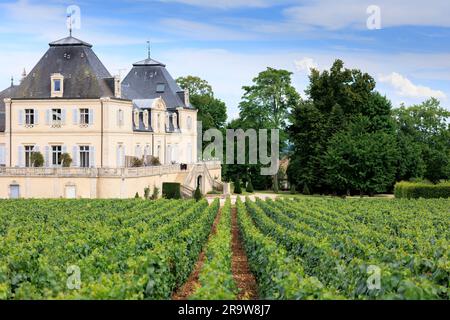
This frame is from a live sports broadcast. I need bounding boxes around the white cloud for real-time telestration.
[160,0,289,9]
[285,0,450,30]
[159,18,255,41]
[0,0,145,45]
[379,72,447,99]
[295,57,318,74]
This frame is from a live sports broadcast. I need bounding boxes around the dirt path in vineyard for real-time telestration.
[172,205,258,300]
[231,207,259,300]
[172,207,222,300]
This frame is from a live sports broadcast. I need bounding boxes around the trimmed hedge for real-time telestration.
[394,181,450,199]
[162,183,182,199]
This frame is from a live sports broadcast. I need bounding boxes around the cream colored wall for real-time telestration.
[0,171,210,199]
[4,97,198,168]
[0,176,97,199]
[7,99,104,167]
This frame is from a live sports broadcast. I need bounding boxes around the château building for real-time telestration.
[0,36,221,199]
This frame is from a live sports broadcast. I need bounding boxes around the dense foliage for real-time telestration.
[242,197,449,299]
[288,60,399,195]
[236,197,342,299]
[0,199,219,299]
[162,183,182,199]
[395,181,450,199]
[222,68,299,190]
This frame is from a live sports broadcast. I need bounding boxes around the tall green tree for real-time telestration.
[236,68,300,191]
[176,76,227,130]
[394,98,450,183]
[324,116,399,195]
[288,59,396,195]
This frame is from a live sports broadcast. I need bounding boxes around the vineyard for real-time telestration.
[0,199,219,299]
[238,197,449,300]
[0,197,449,300]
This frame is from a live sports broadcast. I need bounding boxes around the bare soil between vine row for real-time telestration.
[172,206,258,300]
[231,207,259,300]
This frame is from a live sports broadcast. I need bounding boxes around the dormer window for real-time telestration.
[51,73,64,97]
[156,83,165,93]
[54,80,61,92]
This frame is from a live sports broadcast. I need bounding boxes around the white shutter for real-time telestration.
[61,109,67,125]
[116,145,121,167]
[62,145,67,155]
[72,146,79,167]
[73,109,79,125]
[0,145,5,165]
[18,146,24,167]
[34,109,39,125]
[45,146,50,167]
[123,146,126,167]
[18,110,24,126]
[117,110,121,126]
[34,145,39,153]
[46,110,51,125]
[89,109,94,125]
[90,146,96,168]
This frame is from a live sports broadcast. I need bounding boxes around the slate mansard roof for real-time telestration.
[15,36,115,99]
[0,35,191,132]
[121,58,193,111]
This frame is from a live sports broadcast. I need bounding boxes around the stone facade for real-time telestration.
[0,36,221,199]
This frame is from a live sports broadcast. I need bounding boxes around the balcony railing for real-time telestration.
[0,161,221,178]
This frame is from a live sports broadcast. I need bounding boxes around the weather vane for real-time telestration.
[147,40,151,59]
[66,5,81,37]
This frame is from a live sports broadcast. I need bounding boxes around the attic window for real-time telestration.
[50,73,64,98]
[156,84,165,93]
[54,80,61,92]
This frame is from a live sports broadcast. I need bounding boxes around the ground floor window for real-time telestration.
[52,145,62,166]
[9,184,20,199]
[25,145,35,167]
[79,146,90,168]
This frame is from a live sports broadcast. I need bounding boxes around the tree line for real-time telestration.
[177,59,450,195]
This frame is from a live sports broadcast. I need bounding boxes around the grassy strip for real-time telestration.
[190,197,237,300]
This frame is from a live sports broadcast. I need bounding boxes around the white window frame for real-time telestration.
[79,108,89,126]
[51,145,62,167]
[79,145,90,168]
[52,109,62,127]
[25,109,35,126]
[24,145,36,168]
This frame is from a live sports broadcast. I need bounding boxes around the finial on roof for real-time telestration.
[147,40,151,59]
[22,68,27,79]
[67,12,73,37]
[10,76,14,87]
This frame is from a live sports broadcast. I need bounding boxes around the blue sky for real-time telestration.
[0,0,449,119]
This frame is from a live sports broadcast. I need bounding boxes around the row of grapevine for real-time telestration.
[190,197,237,299]
[236,197,343,299]
[245,197,449,300]
[0,199,220,299]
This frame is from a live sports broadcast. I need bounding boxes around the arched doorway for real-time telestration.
[197,175,203,193]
